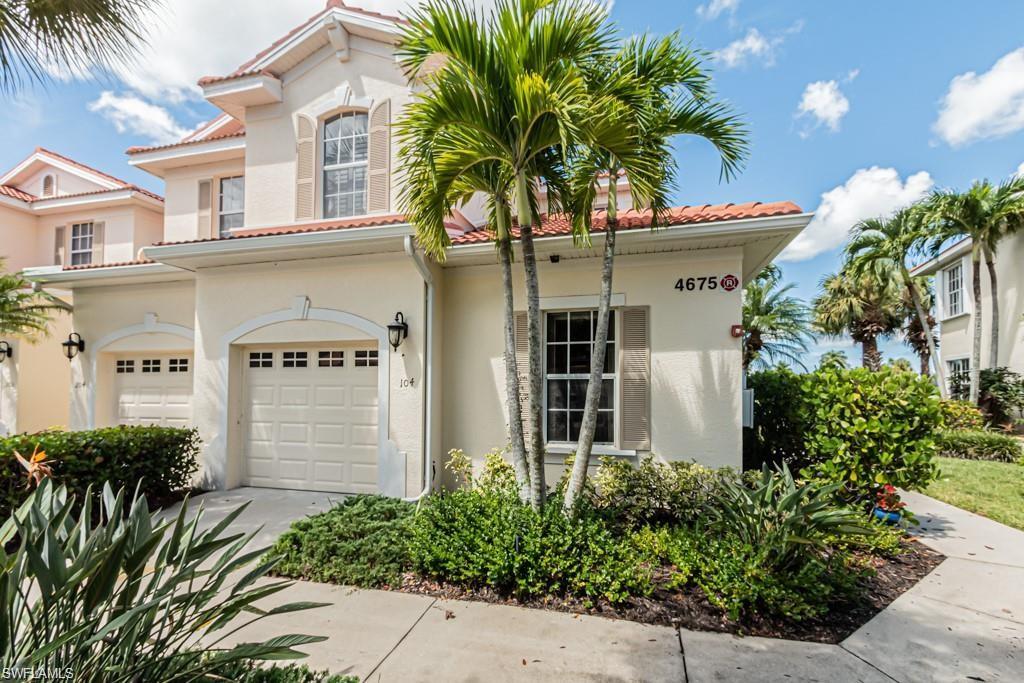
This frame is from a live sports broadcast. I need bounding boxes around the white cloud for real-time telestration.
[88,92,191,144]
[697,0,739,21]
[796,80,850,133]
[934,47,1024,147]
[780,167,934,262]
[1017,161,1024,178]
[714,29,778,69]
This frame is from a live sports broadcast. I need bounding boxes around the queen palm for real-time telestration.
[0,0,154,92]
[561,33,747,511]
[845,208,947,396]
[741,265,813,371]
[397,0,620,507]
[901,281,938,377]
[0,260,64,338]
[813,269,903,371]
[922,177,1024,402]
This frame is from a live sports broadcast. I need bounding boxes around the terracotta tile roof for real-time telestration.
[450,201,805,245]
[0,184,36,202]
[198,69,277,87]
[32,185,164,203]
[63,258,154,271]
[126,130,246,155]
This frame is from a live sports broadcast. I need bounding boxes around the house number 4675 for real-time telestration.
[674,274,739,292]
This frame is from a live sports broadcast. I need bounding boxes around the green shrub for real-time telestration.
[951,367,1024,428]
[270,495,415,587]
[744,367,809,469]
[204,661,358,683]
[2,480,327,681]
[410,487,650,604]
[588,456,740,529]
[0,426,200,513]
[939,400,986,431]
[936,429,1023,462]
[799,366,942,504]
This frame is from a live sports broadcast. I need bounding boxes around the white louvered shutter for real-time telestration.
[90,222,105,265]
[367,99,391,213]
[619,307,651,451]
[514,311,532,450]
[53,226,66,265]
[295,115,316,220]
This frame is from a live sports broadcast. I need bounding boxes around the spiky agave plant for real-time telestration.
[0,480,329,681]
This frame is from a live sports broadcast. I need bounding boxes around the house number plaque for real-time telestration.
[674,274,739,292]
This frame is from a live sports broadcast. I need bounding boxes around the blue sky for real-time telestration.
[3,0,1024,367]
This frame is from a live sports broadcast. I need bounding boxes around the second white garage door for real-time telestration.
[114,354,194,427]
[242,345,380,493]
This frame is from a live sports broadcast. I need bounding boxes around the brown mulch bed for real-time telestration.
[395,537,943,644]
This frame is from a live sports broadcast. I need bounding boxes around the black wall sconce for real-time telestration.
[62,333,85,361]
[0,341,11,363]
[387,312,408,351]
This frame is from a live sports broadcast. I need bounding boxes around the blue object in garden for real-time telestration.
[873,507,902,524]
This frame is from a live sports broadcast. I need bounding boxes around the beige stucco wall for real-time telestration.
[12,309,72,433]
[441,247,745,475]
[21,166,108,198]
[243,44,410,228]
[0,204,40,272]
[162,159,246,243]
[191,252,428,495]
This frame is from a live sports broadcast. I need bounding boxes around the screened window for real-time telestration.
[945,263,963,317]
[70,222,94,266]
[544,310,616,445]
[354,349,378,367]
[249,352,273,368]
[322,111,368,218]
[218,176,244,236]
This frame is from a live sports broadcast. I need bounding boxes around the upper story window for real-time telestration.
[70,222,94,266]
[944,262,963,317]
[218,176,245,236]
[42,174,55,197]
[544,310,616,445]
[323,111,368,219]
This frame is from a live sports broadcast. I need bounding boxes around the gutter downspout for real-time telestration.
[403,235,434,502]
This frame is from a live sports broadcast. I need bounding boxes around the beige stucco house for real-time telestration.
[0,148,165,435]
[21,1,811,497]
[911,233,1024,385]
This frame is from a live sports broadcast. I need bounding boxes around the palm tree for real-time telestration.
[922,177,1024,403]
[741,265,813,371]
[901,278,938,377]
[0,260,64,338]
[0,0,155,93]
[817,350,848,371]
[561,34,746,511]
[844,208,947,396]
[397,0,612,508]
[813,269,903,371]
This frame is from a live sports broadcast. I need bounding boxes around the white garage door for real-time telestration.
[243,345,379,493]
[114,354,194,428]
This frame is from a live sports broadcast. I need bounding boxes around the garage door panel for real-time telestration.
[242,346,379,494]
[115,354,194,428]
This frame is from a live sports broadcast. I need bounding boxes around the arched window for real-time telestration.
[42,174,55,197]
[322,111,368,218]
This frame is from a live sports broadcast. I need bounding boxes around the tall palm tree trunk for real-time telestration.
[983,244,1000,369]
[970,245,983,403]
[904,270,947,397]
[862,336,881,371]
[564,174,617,513]
[516,173,546,509]
[499,232,531,497]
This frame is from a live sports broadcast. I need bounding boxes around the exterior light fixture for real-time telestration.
[730,324,744,338]
[0,341,11,363]
[387,312,408,351]
[62,333,85,361]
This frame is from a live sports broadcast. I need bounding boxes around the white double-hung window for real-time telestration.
[544,310,616,445]
[70,222,94,266]
[322,111,368,218]
[944,262,963,317]
[218,176,245,236]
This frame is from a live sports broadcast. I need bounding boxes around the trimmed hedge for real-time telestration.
[937,430,1023,463]
[1,426,200,512]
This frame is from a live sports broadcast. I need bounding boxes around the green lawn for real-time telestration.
[926,457,1024,531]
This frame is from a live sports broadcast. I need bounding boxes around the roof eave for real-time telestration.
[910,237,973,276]
[127,137,247,177]
[22,262,189,288]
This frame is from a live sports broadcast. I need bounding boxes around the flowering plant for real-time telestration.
[875,484,905,513]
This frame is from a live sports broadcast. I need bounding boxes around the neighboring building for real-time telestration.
[23,1,811,496]
[0,148,164,435]
[911,234,1024,387]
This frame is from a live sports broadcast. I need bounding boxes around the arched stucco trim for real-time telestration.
[214,302,390,490]
[85,317,196,428]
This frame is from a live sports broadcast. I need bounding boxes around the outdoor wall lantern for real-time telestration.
[387,312,409,351]
[0,341,11,363]
[62,333,85,361]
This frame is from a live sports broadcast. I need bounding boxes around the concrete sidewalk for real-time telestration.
[187,488,1024,682]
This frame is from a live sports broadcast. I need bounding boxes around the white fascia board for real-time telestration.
[0,152,122,190]
[910,237,973,276]
[0,194,30,211]
[143,222,415,261]
[27,190,163,212]
[446,212,814,259]
[127,137,247,168]
[22,262,183,285]
[202,74,283,103]
[183,113,233,142]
